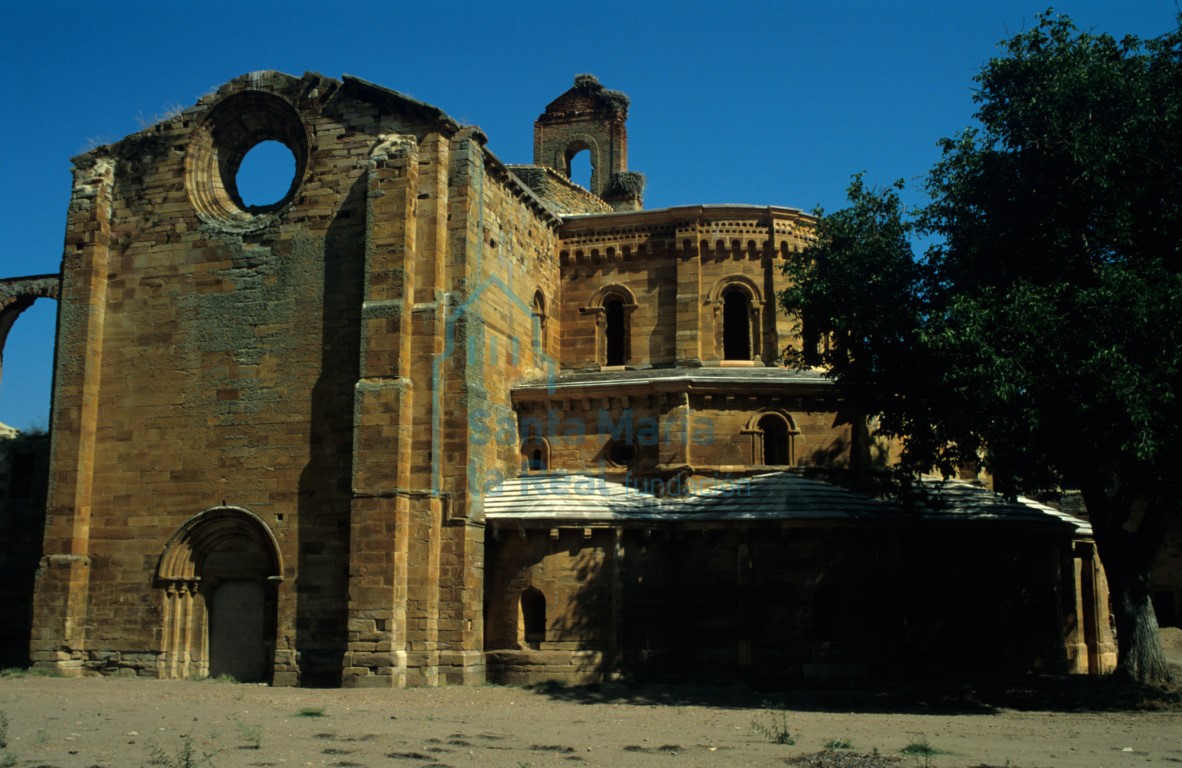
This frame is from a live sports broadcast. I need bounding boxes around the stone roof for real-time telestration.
[513,366,831,397]
[483,471,1092,536]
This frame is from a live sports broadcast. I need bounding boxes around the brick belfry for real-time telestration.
[9,71,1115,686]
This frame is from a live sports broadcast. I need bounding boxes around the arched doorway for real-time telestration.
[156,507,282,682]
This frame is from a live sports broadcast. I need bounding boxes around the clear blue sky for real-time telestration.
[0,0,1176,431]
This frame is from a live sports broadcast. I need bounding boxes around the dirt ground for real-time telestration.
[2,631,1181,768]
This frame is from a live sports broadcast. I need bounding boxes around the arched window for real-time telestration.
[521,437,550,472]
[710,277,763,364]
[605,298,627,365]
[759,415,790,466]
[531,290,547,353]
[520,587,546,648]
[585,285,635,368]
[745,411,798,466]
[723,288,752,361]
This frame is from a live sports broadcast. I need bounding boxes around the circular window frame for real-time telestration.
[185,90,309,233]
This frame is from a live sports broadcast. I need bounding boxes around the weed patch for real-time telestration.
[751,710,796,745]
[146,732,220,768]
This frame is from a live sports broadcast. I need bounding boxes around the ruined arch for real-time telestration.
[533,75,631,202]
[156,506,282,681]
[0,275,60,404]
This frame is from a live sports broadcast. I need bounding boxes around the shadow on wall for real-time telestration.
[293,172,367,686]
[0,432,49,668]
[549,543,615,679]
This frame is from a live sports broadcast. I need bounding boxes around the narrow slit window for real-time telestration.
[521,587,546,647]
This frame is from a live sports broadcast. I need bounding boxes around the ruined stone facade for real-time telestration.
[2,71,1116,684]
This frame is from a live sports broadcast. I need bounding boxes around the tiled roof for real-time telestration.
[513,366,830,394]
[914,478,1093,535]
[482,473,659,521]
[482,471,1091,535]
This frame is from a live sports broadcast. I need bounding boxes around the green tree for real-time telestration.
[783,13,1182,682]
[779,175,931,473]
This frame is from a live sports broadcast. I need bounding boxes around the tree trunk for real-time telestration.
[1108,570,1171,683]
[1083,486,1173,684]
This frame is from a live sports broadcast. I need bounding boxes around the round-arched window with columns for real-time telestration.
[743,411,799,466]
[708,276,764,363]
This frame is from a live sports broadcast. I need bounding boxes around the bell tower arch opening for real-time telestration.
[566,144,594,191]
[533,74,644,210]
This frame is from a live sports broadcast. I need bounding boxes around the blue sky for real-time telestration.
[0,0,1176,430]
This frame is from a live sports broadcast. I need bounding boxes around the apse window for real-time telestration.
[236,140,297,210]
[723,288,753,360]
[758,414,792,466]
[604,298,627,365]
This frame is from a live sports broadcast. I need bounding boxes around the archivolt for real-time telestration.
[156,506,282,583]
[707,274,763,306]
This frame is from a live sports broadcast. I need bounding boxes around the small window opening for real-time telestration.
[567,148,593,191]
[531,290,547,352]
[759,415,790,466]
[236,140,297,209]
[521,438,549,472]
[606,439,636,467]
[605,298,627,365]
[521,587,546,647]
[723,289,752,360]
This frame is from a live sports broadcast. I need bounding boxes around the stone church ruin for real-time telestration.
[0,71,1126,685]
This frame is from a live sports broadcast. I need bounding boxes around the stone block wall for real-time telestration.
[557,209,813,371]
[485,520,1083,684]
[28,71,564,686]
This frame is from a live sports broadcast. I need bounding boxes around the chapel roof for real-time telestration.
[483,471,1092,536]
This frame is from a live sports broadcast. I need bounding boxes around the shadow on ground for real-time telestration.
[521,671,1182,716]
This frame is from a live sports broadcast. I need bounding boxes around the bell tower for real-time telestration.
[534,74,644,210]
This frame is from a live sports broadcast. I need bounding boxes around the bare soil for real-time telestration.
[1,634,1180,768]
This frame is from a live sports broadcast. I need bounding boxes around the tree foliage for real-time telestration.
[782,12,1182,682]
